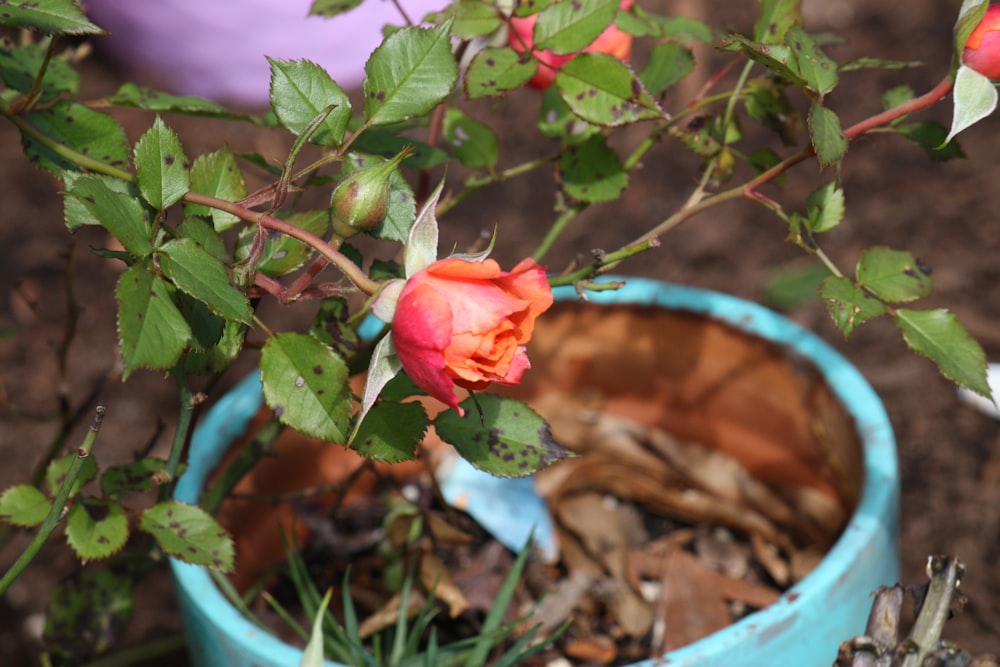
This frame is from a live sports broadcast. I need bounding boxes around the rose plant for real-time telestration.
[0,0,998,663]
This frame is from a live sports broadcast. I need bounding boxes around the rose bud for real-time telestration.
[964,4,1000,79]
[330,150,408,237]
[509,0,634,90]
[391,257,553,414]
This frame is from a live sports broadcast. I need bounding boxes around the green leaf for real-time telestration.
[158,238,252,323]
[66,176,152,256]
[62,173,143,232]
[894,308,991,399]
[896,121,966,162]
[139,500,234,571]
[856,246,932,303]
[558,134,627,203]
[45,453,97,499]
[182,320,247,376]
[268,58,352,146]
[442,107,498,169]
[819,275,887,338]
[133,116,190,209]
[355,332,402,432]
[555,53,664,127]
[723,35,804,88]
[177,215,229,263]
[363,20,459,126]
[881,84,915,115]
[534,0,621,55]
[537,85,599,143]
[234,209,330,277]
[807,101,847,167]
[340,153,415,243]
[433,394,571,477]
[0,0,104,35]
[945,64,998,144]
[106,83,250,119]
[260,333,352,442]
[65,498,129,561]
[764,262,828,310]
[179,294,225,352]
[22,101,129,179]
[640,42,694,97]
[450,0,503,39]
[116,262,192,377]
[184,148,247,231]
[783,25,838,96]
[43,568,135,662]
[101,458,181,495]
[351,400,428,463]
[804,181,844,233]
[840,57,923,73]
[0,43,79,103]
[309,298,361,361]
[0,485,52,527]
[465,47,537,98]
[404,179,443,278]
[309,0,364,17]
[753,0,801,43]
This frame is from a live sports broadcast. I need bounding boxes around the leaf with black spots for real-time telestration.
[65,498,129,562]
[139,500,234,571]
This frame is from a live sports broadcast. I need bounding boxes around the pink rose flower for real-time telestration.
[509,0,635,90]
[391,257,553,413]
[964,4,1000,79]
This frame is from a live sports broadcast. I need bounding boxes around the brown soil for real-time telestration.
[2,0,999,664]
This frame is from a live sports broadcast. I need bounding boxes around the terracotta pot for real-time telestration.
[169,277,898,667]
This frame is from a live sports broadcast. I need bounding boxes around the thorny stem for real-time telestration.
[548,237,660,287]
[0,407,106,597]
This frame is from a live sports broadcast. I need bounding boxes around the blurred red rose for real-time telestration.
[509,0,635,90]
[391,257,553,413]
[964,4,1000,79]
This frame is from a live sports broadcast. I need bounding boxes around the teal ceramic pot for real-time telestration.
[170,277,899,667]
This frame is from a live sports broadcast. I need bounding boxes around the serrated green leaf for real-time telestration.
[442,107,498,169]
[309,298,361,361]
[182,320,247,376]
[534,0,620,55]
[62,173,142,232]
[22,101,129,179]
[158,238,251,323]
[106,83,259,121]
[807,101,847,167]
[101,458,181,496]
[945,64,998,144]
[753,0,801,43]
[819,275,887,338]
[723,35,805,88]
[764,262,828,310]
[804,181,844,233]
[537,85,599,143]
[881,84,915,113]
[0,43,79,103]
[465,47,537,98]
[555,53,663,127]
[260,333,352,442]
[177,215,229,263]
[856,246,932,303]
[268,58,352,146]
[116,262,192,377]
[784,26,838,96]
[897,121,966,162]
[450,0,503,39]
[0,485,52,527]
[558,134,626,202]
[177,294,224,352]
[66,176,152,256]
[640,42,694,97]
[339,154,415,243]
[433,394,570,477]
[894,308,991,399]
[45,453,97,499]
[308,0,364,17]
[351,400,428,463]
[841,57,923,73]
[0,0,104,35]
[65,498,129,561]
[133,116,190,209]
[43,568,135,662]
[363,21,459,126]
[515,0,553,18]
[184,148,247,231]
[139,500,234,571]
[234,209,330,277]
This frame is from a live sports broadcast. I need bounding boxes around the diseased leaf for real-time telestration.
[808,102,847,167]
[45,453,97,499]
[753,0,801,43]
[856,246,932,304]
[558,134,627,203]
[534,0,620,55]
[22,101,129,179]
[0,0,104,35]
[538,85,599,144]
[106,83,249,120]
[0,42,79,103]
[442,108,498,169]
[363,21,459,125]
[268,58,352,146]
[308,0,364,18]
[133,116,190,209]
[351,400,428,463]
[139,500,234,571]
[116,262,192,377]
[101,458,183,496]
[820,276,887,338]
[185,148,247,231]
[64,175,150,249]
[260,333,352,443]
[65,498,129,562]
[0,485,52,527]
[465,47,537,98]
[433,394,571,477]
[555,53,664,127]
[43,568,135,663]
[894,308,991,399]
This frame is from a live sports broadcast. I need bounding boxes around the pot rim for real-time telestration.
[170,277,898,667]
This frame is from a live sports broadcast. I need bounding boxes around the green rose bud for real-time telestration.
[330,149,410,237]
